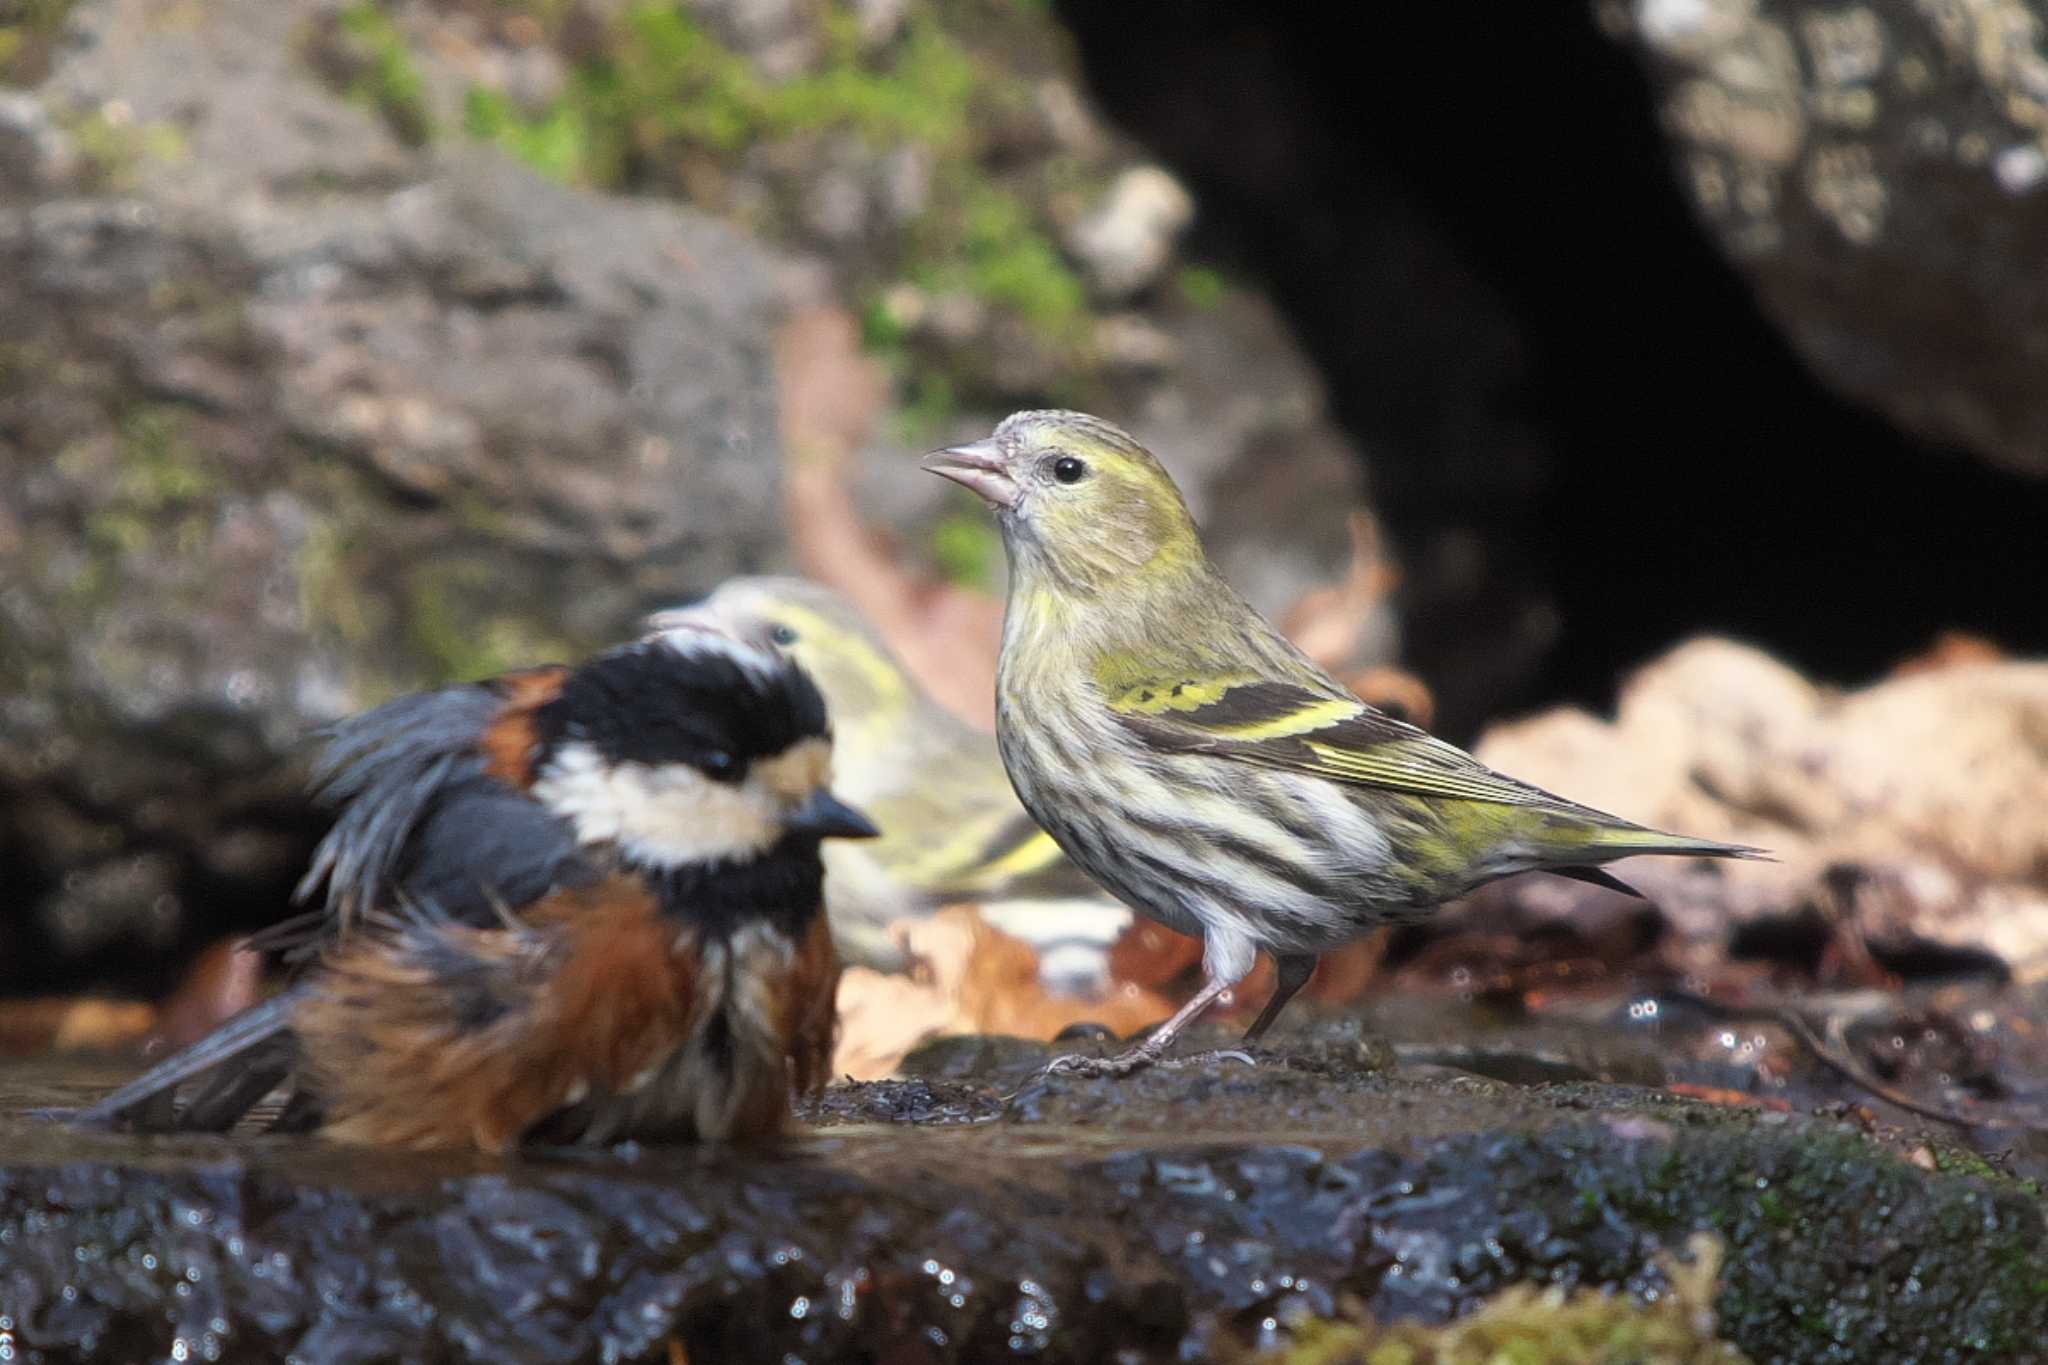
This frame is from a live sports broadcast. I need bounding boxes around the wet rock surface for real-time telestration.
[3,1018,2043,1364]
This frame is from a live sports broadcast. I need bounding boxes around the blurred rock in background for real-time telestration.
[0,0,1376,994]
[1609,0,2048,480]
[1059,0,2048,722]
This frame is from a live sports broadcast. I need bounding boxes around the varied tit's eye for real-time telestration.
[1051,455,1087,484]
[769,623,798,646]
[700,749,741,781]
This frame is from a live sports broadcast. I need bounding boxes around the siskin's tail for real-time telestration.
[1542,820,1767,900]
[1578,824,1769,863]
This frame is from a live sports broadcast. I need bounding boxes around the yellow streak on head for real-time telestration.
[992,410,1208,598]
[767,602,913,720]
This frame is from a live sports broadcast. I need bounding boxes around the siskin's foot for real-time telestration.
[1041,1046,1162,1079]
[1040,1045,1259,1079]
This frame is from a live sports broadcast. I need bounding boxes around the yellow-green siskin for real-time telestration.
[925,410,1764,1074]
[646,577,1129,985]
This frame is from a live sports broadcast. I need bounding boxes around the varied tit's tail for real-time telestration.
[67,986,312,1133]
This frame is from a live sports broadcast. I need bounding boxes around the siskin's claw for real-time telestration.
[1161,1048,1257,1070]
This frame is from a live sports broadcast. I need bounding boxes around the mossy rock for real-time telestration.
[5,1027,2041,1363]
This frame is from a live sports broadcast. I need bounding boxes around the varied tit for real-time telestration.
[72,632,877,1150]
[647,577,1130,993]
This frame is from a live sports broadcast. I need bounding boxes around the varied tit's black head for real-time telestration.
[527,632,876,869]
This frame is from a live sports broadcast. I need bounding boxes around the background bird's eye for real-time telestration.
[769,623,798,646]
[1052,455,1087,484]
[700,749,740,780]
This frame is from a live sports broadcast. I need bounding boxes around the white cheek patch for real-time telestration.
[751,737,833,804]
[532,743,782,868]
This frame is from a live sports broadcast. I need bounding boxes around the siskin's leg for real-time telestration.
[1240,953,1318,1044]
[1045,971,1239,1077]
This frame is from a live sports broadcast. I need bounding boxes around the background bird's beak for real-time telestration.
[786,789,880,840]
[921,440,1019,509]
[643,603,715,637]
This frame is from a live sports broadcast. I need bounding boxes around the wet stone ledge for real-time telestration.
[0,1030,2043,1364]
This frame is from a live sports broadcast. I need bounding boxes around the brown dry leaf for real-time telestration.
[1305,932,1390,1004]
[1279,511,1397,667]
[1109,919,1205,990]
[777,306,1003,725]
[0,997,156,1056]
[832,906,1176,1079]
[1339,664,1436,730]
[152,937,264,1049]
[1279,510,1434,725]
[1891,630,2005,677]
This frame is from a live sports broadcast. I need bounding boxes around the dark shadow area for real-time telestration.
[1059,0,2048,733]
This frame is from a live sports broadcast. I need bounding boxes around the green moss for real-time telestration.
[928,502,999,589]
[460,3,1086,356]
[36,403,221,618]
[401,558,576,685]
[0,0,75,86]
[1177,265,1227,310]
[1252,1237,1748,1364]
[66,110,187,191]
[463,5,981,186]
[917,179,1087,341]
[464,83,604,183]
[860,293,913,355]
[295,515,382,657]
[1930,1143,2046,1201]
[892,369,957,441]
[0,341,52,394]
[335,2,432,144]
[114,405,214,505]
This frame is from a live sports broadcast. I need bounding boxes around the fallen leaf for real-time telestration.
[833,906,1175,1078]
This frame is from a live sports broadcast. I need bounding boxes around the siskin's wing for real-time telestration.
[1105,674,1762,862]
[1105,675,1558,806]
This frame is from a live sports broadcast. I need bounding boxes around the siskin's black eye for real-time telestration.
[1052,455,1087,484]
[769,623,798,646]
[700,749,740,781]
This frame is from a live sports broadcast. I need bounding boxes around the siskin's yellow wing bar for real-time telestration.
[1110,677,1550,805]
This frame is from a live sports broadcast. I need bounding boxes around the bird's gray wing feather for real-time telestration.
[285,680,598,949]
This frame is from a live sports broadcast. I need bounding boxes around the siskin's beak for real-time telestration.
[785,789,880,841]
[921,439,1019,510]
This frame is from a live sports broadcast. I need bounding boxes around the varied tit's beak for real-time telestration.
[921,439,1018,510]
[784,789,880,840]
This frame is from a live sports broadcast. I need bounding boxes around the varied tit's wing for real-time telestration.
[73,671,599,1136]
[262,667,595,957]
[68,986,311,1131]
[1107,676,1564,807]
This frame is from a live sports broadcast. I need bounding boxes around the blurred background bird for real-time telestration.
[649,577,1129,992]
[70,632,875,1149]
[926,410,1765,1075]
